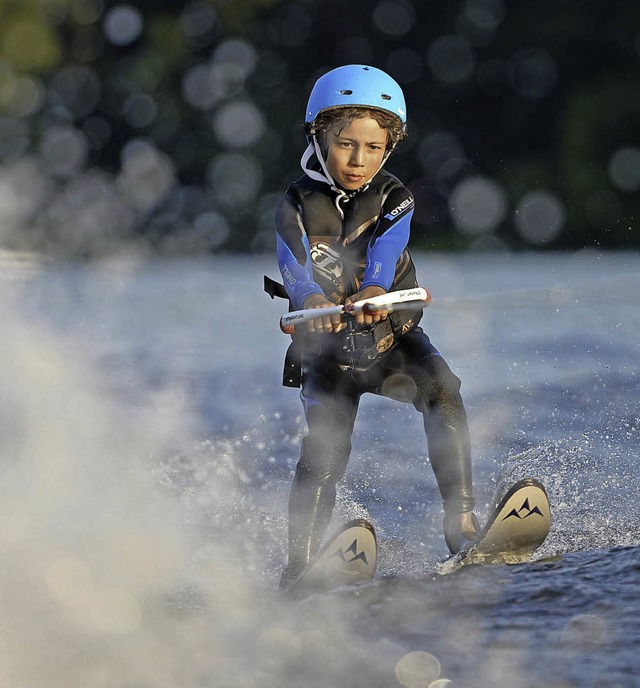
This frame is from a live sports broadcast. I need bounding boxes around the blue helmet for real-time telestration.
[306,64,407,125]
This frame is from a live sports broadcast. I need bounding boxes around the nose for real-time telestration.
[349,146,364,167]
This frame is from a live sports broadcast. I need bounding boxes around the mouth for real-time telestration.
[343,174,365,184]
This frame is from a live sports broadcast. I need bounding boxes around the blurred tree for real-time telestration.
[1,0,640,256]
[0,0,64,73]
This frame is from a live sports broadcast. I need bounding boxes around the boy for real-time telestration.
[270,65,478,587]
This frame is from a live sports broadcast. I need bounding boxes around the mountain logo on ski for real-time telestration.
[285,519,377,596]
[458,477,551,567]
[331,538,370,566]
[502,497,545,521]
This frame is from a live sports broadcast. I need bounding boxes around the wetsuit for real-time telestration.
[273,168,474,580]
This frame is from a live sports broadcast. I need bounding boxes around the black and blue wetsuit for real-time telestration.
[273,169,475,581]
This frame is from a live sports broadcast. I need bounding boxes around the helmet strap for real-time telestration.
[299,133,395,218]
[300,136,350,218]
[300,140,330,186]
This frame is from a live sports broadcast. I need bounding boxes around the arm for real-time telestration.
[361,187,414,291]
[347,188,414,324]
[274,195,344,332]
[274,196,323,310]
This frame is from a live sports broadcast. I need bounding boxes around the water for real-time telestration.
[1,248,639,687]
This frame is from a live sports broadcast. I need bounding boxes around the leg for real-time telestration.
[388,332,477,553]
[417,356,478,552]
[281,366,359,586]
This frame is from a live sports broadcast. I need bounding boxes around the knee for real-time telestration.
[295,432,351,483]
[413,357,463,409]
[432,356,462,393]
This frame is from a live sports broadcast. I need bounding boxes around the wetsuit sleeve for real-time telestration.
[274,194,324,309]
[361,187,414,291]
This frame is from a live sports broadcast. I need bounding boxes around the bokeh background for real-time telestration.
[1,0,639,257]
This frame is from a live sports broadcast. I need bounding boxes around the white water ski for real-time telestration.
[285,478,550,595]
[284,519,377,596]
[457,477,551,566]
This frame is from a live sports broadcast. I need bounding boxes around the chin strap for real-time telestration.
[300,138,349,218]
[300,134,395,219]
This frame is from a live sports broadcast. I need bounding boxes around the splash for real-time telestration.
[0,270,416,688]
[493,436,640,558]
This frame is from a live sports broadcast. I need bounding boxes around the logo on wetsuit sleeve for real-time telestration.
[282,263,297,287]
[383,197,413,221]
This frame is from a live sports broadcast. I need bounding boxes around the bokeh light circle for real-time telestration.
[463,0,506,31]
[428,35,475,84]
[0,157,51,235]
[207,152,262,206]
[372,0,416,38]
[124,93,157,129]
[103,4,143,47]
[49,66,101,120]
[387,48,424,84]
[395,651,441,688]
[515,189,566,245]
[193,210,230,248]
[509,48,557,99]
[213,38,257,77]
[450,175,507,234]
[180,1,218,40]
[561,614,607,649]
[212,100,265,148]
[3,76,44,118]
[40,125,88,178]
[183,64,217,110]
[608,146,640,192]
[118,140,176,213]
[416,130,467,180]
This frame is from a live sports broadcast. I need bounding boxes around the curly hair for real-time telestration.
[306,106,407,155]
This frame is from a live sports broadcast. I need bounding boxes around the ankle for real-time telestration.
[443,511,479,554]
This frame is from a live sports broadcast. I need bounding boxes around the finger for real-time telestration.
[330,314,344,331]
[323,315,335,331]
[376,307,389,321]
[361,305,389,323]
[334,318,347,332]
[312,315,330,332]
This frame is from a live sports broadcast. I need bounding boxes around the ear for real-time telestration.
[314,130,329,158]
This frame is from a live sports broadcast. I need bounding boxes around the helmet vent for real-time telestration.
[381,94,391,100]
[338,89,353,95]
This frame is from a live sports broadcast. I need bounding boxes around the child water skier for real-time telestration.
[268,65,478,587]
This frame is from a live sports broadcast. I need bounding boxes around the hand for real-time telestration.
[346,286,388,326]
[302,294,347,333]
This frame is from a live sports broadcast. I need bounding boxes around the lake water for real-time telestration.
[1,249,639,687]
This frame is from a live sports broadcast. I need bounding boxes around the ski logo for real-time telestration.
[502,497,544,521]
[331,538,369,566]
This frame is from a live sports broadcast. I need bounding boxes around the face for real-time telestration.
[324,116,388,191]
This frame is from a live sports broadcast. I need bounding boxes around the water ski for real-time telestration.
[460,477,551,566]
[284,518,377,596]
